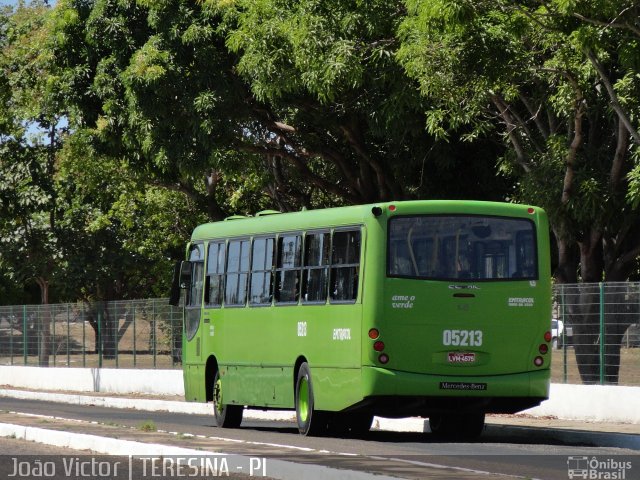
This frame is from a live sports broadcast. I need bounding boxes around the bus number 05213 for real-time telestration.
[442,329,483,347]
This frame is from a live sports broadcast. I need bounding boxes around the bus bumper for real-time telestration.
[359,366,550,416]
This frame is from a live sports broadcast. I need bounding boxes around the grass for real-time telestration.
[137,420,157,432]
[551,347,640,386]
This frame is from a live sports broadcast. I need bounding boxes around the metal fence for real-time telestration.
[0,299,183,369]
[1,285,639,386]
[554,282,640,386]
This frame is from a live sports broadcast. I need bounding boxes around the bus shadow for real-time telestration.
[241,422,637,449]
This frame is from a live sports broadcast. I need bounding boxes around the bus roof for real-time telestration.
[190,200,542,241]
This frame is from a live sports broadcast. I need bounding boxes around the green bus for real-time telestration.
[170,201,552,438]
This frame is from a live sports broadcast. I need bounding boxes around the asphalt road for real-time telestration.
[0,397,637,480]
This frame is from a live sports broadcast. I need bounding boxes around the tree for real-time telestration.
[0,1,65,364]
[51,0,508,217]
[397,0,640,383]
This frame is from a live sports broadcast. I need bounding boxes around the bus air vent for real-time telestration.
[255,210,282,217]
[224,215,248,221]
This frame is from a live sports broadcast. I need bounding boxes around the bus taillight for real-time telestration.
[544,331,552,342]
[373,341,385,352]
[539,344,548,354]
[378,354,389,364]
[368,328,380,339]
[534,356,544,367]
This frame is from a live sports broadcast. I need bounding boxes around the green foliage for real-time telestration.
[397,0,640,281]
[4,0,638,305]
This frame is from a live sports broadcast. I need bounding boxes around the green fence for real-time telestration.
[553,282,640,386]
[1,285,639,386]
[0,299,183,369]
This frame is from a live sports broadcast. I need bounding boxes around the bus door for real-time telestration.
[184,243,205,365]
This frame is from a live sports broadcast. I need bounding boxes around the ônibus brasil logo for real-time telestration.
[567,456,632,479]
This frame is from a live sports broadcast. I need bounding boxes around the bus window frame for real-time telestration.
[301,229,331,305]
[224,237,251,308]
[386,214,539,282]
[329,227,361,304]
[204,240,226,309]
[249,235,276,307]
[274,232,303,306]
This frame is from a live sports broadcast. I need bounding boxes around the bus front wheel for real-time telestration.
[213,370,243,428]
[295,362,329,436]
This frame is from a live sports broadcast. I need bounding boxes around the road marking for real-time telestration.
[4,411,530,479]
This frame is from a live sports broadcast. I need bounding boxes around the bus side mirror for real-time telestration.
[169,261,193,306]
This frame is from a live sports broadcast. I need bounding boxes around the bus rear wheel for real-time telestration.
[428,413,485,440]
[213,370,243,428]
[295,362,329,436]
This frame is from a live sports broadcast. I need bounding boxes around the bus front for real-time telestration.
[362,201,551,437]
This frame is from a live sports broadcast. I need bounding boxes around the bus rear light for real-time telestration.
[378,354,389,364]
[368,328,380,339]
[373,341,385,352]
[544,331,552,342]
[534,356,544,367]
[389,204,396,212]
[539,344,548,354]
[527,207,535,214]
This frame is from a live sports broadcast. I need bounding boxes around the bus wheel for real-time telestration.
[213,370,243,428]
[337,412,374,437]
[348,412,374,435]
[462,413,485,438]
[295,363,328,436]
[429,413,484,440]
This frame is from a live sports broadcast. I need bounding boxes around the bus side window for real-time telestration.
[302,232,329,303]
[250,237,275,305]
[206,242,225,307]
[225,239,250,306]
[275,234,302,304]
[330,230,360,302]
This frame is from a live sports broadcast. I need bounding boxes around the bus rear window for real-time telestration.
[388,216,537,281]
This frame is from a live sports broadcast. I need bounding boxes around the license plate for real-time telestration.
[447,352,476,363]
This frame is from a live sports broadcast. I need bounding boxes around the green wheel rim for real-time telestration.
[299,376,309,423]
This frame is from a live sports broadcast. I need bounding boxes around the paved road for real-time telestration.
[0,397,637,480]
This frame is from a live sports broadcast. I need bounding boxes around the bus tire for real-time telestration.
[429,413,485,439]
[348,412,374,435]
[338,412,374,436]
[461,413,485,438]
[295,362,328,436]
[213,370,243,428]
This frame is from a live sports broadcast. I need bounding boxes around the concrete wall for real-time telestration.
[1,366,638,423]
[0,365,184,396]
[524,383,640,424]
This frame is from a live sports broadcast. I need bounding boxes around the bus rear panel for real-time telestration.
[360,202,551,418]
